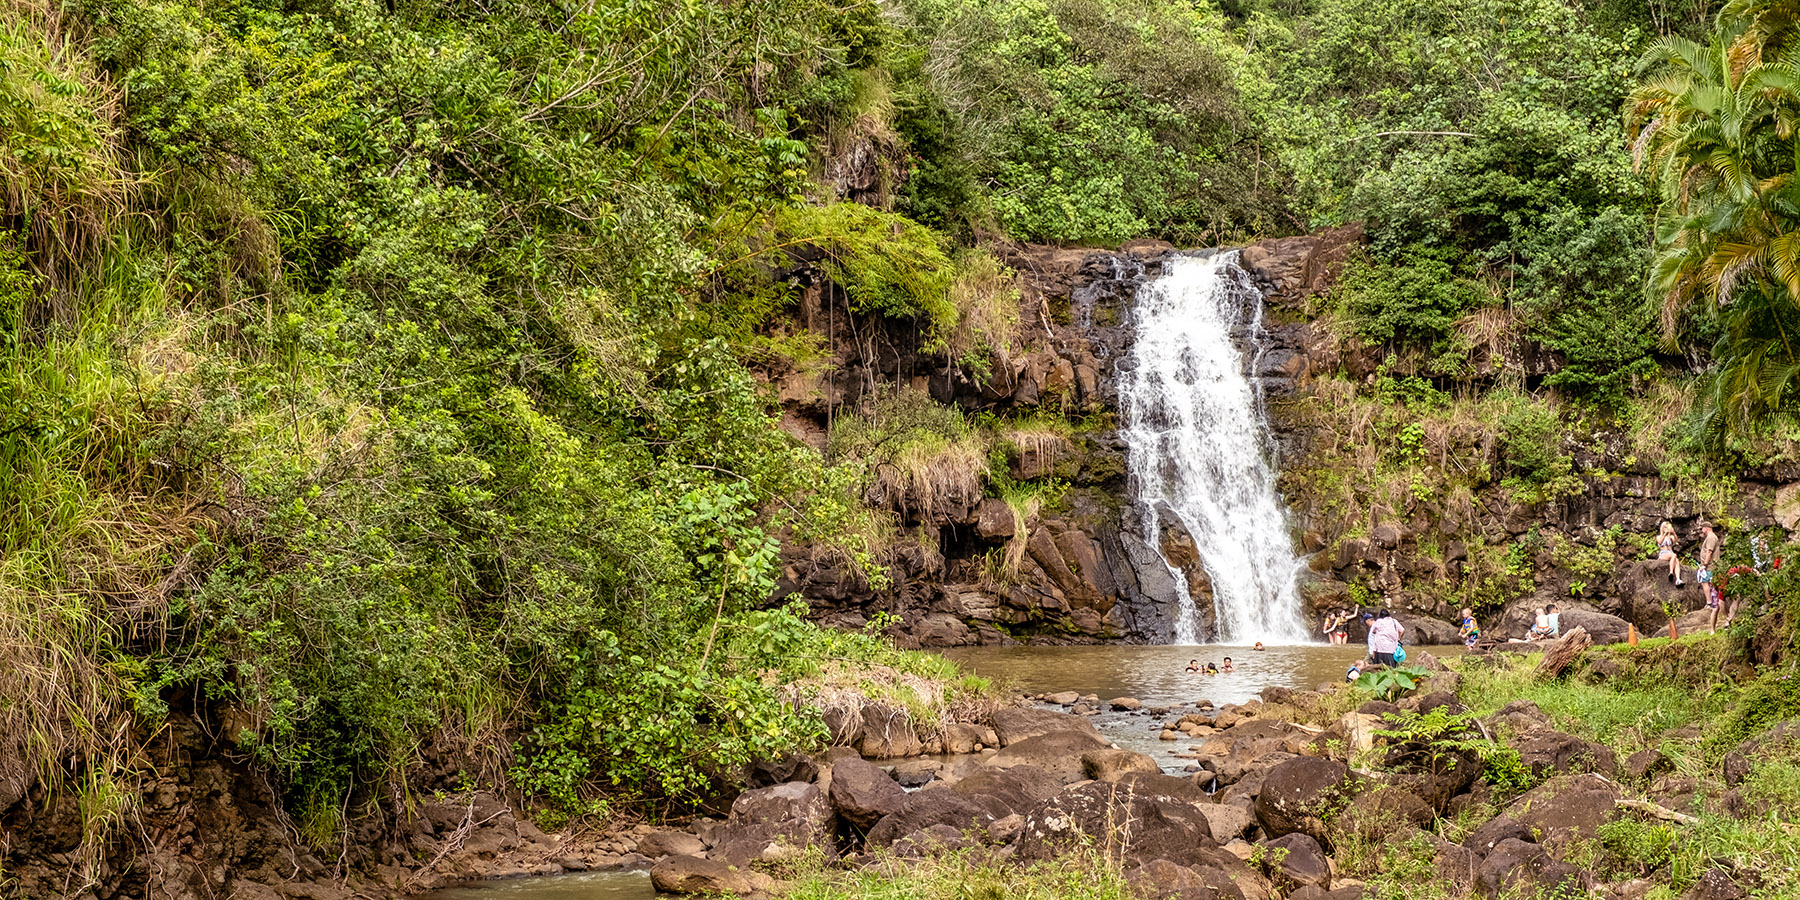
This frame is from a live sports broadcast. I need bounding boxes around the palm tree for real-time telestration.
[1629,17,1800,437]
[1628,31,1800,338]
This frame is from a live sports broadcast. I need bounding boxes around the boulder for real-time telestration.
[650,855,774,896]
[1045,691,1081,706]
[1016,781,1216,867]
[890,823,970,859]
[711,781,834,864]
[1474,838,1595,898]
[1556,609,1632,645]
[951,765,1064,818]
[828,757,908,831]
[1461,815,1534,856]
[1263,833,1330,890]
[942,723,986,754]
[1507,774,1621,857]
[1196,803,1255,843]
[1110,697,1145,711]
[974,498,1016,541]
[1510,728,1618,779]
[1116,771,1218,807]
[1083,748,1163,782]
[990,706,1103,746]
[866,789,994,848]
[1122,859,1248,900]
[1625,748,1673,782]
[1683,868,1749,900]
[858,702,925,758]
[1254,757,1354,845]
[988,730,1112,783]
[635,830,705,858]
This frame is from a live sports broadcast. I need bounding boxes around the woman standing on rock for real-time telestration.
[1658,521,1684,586]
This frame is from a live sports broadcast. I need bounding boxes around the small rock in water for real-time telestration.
[1109,697,1143,711]
[1081,694,1100,704]
[1159,729,1181,741]
[1045,691,1080,706]
[1195,699,1214,709]
[1071,702,1095,715]
[1147,706,1172,716]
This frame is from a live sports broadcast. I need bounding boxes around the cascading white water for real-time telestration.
[1120,251,1312,645]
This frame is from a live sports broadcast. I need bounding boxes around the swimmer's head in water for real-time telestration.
[1253,642,1265,650]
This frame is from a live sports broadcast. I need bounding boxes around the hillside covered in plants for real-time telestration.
[10,0,1800,894]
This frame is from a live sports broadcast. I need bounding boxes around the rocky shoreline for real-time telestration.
[588,643,1753,900]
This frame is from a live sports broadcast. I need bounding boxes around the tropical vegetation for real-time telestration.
[8,0,1800,878]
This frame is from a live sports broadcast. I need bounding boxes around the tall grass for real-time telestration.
[0,0,133,318]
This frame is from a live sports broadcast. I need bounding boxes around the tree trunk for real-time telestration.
[1536,626,1592,678]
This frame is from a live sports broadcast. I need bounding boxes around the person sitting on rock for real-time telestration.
[1658,520,1684,586]
[1186,659,1201,672]
[1220,657,1235,673]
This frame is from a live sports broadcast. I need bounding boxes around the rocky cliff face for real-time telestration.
[766,241,1198,646]
[775,223,1800,648]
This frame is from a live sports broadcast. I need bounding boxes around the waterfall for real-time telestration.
[1120,251,1312,644]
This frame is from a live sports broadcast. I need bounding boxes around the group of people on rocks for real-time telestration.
[1658,519,1775,632]
[1320,519,1780,658]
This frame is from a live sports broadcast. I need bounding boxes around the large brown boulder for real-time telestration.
[1240,224,1365,307]
[650,855,774,896]
[1474,838,1595,897]
[858,702,924,758]
[987,730,1111,783]
[1016,781,1216,867]
[951,765,1064,818]
[990,706,1103,746]
[1506,774,1621,857]
[865,789,994,848]
[1556,609,1632,645]
[1509,728,1618,779]
[1083,748,1163,782]
[828,757,907,831]
[1262,832,1330,890]
[635,830,705,858]
[1122,859,1247,900]
[1461,815,1534,856]
[1254,757,1354,846]
[710,781,834,864]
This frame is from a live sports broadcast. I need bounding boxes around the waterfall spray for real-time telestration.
[1120,252,1312,644]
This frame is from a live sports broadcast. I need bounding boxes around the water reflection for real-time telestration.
[424,870,653,900]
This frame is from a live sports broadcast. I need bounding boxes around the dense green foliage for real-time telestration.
[10,0,1800,863]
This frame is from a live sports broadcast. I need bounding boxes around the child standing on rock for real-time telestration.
[1458,608,1481,650]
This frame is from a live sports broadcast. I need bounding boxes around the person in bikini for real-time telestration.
[1322,610,1350,645]
[1657,521,1684,586]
